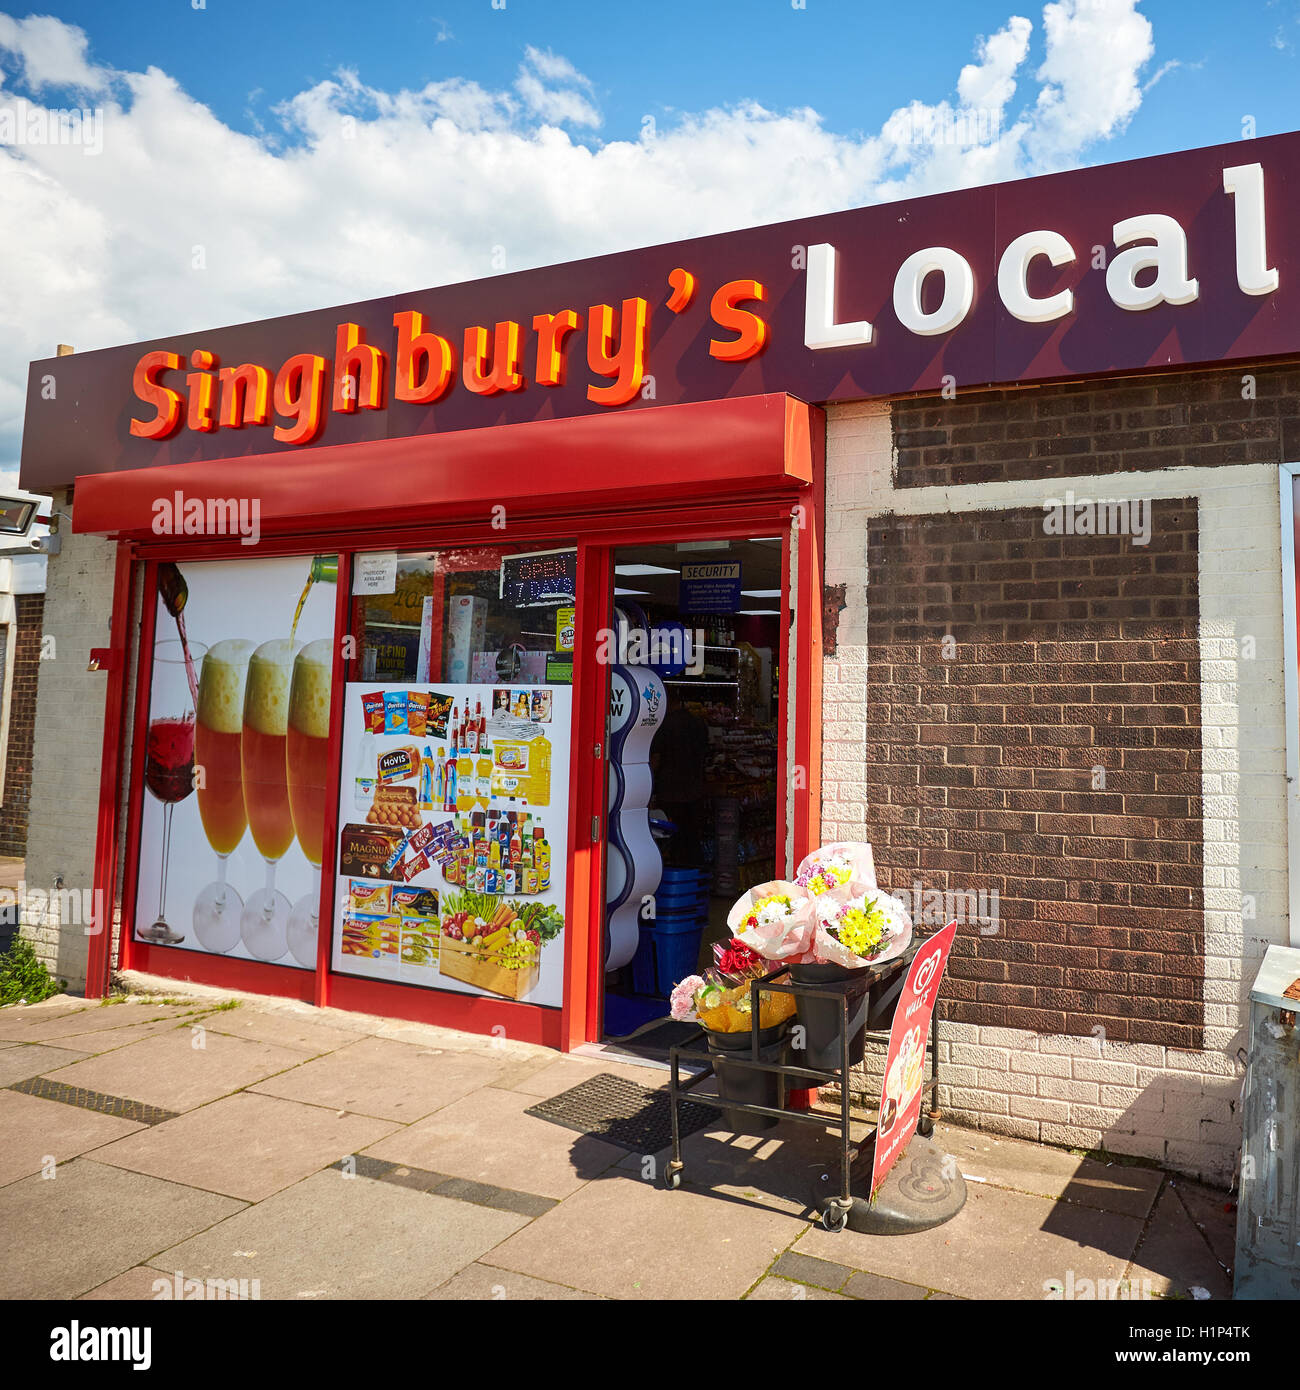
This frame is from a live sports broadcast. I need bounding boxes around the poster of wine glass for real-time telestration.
[133,554,339,969]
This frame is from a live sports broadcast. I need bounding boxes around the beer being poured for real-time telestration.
[290,555,338,645]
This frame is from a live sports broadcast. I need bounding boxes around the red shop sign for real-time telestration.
[872,920,957,1200]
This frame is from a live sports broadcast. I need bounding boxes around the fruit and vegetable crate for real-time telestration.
[438,936,540,1000]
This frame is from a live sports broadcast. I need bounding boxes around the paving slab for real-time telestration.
[0,1088,145,1186]
[79,1267,182,1300]
[771,1249,852,1289]
[157,1169,527,1299]
[0,1001,204,1043]
[842,1269,930,1300]
[42,1018,194,1055]
[1126,1185,1232,1300]
[505,1054,671,1099]
[202,1007,368,1055]
[91,1091,399,1201]
[797,1180,1144,1300]
[1168,1178,1237,1273]
[363,1085,625,1199]
[484,1167,802,1299]
[0,1041,90,1086]
[613,1117,875,1219]
[942,1127,1164,1219]
[42,1027,309,1112]
[430,1262,604,1300]
[249,1034,511,1121]
[747,1275,848,1300]
[0,1158,243,1299]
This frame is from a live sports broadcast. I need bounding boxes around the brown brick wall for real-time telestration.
[865,501,1203,1049]
[893,359,1300,488]
[0,592,44,855]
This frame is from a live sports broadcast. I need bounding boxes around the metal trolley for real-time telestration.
[663,944,942,1232]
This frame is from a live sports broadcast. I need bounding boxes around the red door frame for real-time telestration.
[84,414,825,1054]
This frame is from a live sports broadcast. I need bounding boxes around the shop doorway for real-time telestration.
[598,537,783,1058]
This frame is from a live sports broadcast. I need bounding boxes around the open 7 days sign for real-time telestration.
[20,132,1300,489]
[872,921,958,1201]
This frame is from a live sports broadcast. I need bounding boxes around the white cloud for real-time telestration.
[0,4,1165,470]
[0,13,109,92]
[514,45,600,128]
[1028,0,1154,166]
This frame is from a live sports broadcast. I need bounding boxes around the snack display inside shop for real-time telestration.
[332,546,575,1006]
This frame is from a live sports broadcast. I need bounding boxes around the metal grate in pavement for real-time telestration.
[9,1076,178,1126]
[525,1071,715,1153]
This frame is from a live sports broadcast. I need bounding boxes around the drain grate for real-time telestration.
[525,1071,716,1153]
[9,1076,178,1126]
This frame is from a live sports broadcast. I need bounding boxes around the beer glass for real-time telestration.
[239,638,295,959]
[285,638,332,968]
[191,639,253,952]
[139,640,205,946]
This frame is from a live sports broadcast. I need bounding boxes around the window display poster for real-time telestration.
[134,555,339,970]
[332,681,572,1008]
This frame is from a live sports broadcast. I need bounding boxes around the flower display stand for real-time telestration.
[664,946,966,1234]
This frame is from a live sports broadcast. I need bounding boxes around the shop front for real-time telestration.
[18,130,1300,1173]
[47,392,823,1051]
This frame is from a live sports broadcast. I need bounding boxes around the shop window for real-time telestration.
[133,555,340,969]
[334,545,576,1007]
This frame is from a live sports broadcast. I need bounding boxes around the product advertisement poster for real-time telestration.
[134,554,339,970]
[331,681,571,1008]
[871,920,957,1199]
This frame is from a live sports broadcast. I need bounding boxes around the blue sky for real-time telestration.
[0,1,1297,480]
[32,0,1300,158]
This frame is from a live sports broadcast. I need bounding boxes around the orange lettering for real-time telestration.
[186,349,219,433]
[273,354,328,445]
[463,322,524,395]
[393,310,455,404]
[587,298,648,406]
[532,309,582,387]
[332,322,385,413]
[129,350,184,440]
[666,268,696,314]
[218,363,271,428]
[709,279,768,361]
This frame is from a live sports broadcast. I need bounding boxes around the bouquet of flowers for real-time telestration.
[726,880,817,962]
[723,842,913,969]
[810,888,913,969]
[793,841,877,901]
[668,937,797,1033]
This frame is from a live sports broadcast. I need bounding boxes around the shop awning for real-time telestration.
[72,393,816,539]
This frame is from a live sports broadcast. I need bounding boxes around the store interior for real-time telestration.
[602,537,781,1049]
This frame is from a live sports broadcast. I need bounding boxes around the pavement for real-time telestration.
[0,981,1238,1301]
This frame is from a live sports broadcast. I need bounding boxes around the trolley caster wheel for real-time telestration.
[662,1167,682,1191]
[918,1114,935,1138]
[820,1204,849,1233]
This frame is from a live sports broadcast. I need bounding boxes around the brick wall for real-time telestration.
[864,502,1204,1049]
[823,394,1287,1184]
[893,360,1300,488]
[0,591,45,854]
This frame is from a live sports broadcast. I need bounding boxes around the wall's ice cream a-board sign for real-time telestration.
[134,555,338,969]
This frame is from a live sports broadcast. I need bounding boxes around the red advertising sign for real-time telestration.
[872,920,957,1200]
